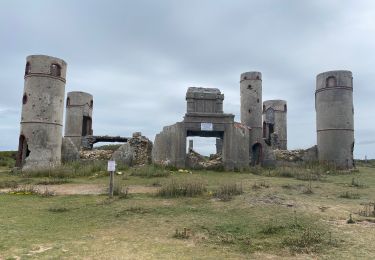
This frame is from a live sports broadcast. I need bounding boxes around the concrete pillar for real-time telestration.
[262,100,287,149]
[16,55,67,169]
[64,91,93,149]
[216,138,223,154]
[316,70,354,169]
[188,139,193,152]
[240,72,263,146]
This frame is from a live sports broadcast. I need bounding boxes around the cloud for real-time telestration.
[1,0,375,158]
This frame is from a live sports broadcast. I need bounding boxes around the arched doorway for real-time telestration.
[251,143,262,166]
[16,135,30,167]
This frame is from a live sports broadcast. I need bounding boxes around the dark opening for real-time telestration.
[25,62,31,76]
[284,104,287,112]
[326,76,337,87]
[263,122,267,138]
[251,143,262,166]
[263,105,266,112]
[50,63,61,77]
[268,124,274,140]
[248,109,251,113]
[66,97,70,107]
[82,116,92,136]
[22,94,28,105]
[257,98,259,103]
[16,135,30,167]
[90,100,93,108]
[247,84,252,90]
[256,75,260,80]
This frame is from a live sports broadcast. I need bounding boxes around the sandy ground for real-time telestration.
[0,184,158,195]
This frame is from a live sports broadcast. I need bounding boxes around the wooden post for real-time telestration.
[109,171,114,198]
[107,160,116,198]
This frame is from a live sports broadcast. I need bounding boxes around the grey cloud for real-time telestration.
[0,0,374,158]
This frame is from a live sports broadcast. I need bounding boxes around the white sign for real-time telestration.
[201,123,213,131]
[107,160,116,172]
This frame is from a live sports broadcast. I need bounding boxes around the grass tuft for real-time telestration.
[339,191,360,199]
[213,183,243,201]
[157,178,206,198]
[130,165,170,178]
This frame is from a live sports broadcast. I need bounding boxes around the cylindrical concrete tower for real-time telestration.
[262,100,287,150]
[16,55,67,169]
[316,70,354,169]
[240,72,263,145]
[64,91,93,149]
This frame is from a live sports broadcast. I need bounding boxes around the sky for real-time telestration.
[0,0,375,158]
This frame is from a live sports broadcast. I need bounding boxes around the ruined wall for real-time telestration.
[16,55,67,169]
[316,70,354,169]
[61,137,80,163]
[222,123,250,170]
[112,132,153,166]
[152,122,186,168]
[240,72,263,146]
[64,91,93,149]
[263,100,287,150]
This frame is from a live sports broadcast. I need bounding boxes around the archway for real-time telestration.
[251,143,262,166]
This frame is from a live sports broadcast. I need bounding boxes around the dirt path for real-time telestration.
[0,184,159,195]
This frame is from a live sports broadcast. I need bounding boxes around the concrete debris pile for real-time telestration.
[186,150,223,170]
[112,132,153,166]
[274,146,318,163]
[274,149,305,162]
[80,149,113,160]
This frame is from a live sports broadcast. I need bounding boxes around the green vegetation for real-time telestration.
[1,161,375,259]
[213,182,243,201]
[130,165,170,178]
[0,151,16,168]
[157,178,207,197]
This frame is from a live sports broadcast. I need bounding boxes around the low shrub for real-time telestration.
[36,178,70,185]
[282,227,328,253]
[157,178,207,198]
[339,191,360,199]
[214,183,243,201]
[173,228,191,239]
[21,160,107,178]
[112,182,129,199]
[48,207,69,213]
[130,165,170,178]
[0,180,18,189]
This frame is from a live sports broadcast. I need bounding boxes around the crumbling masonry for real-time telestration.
[15,54,355,170]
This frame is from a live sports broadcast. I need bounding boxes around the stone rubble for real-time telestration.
[111,132,153,166]
[186,150,223,170]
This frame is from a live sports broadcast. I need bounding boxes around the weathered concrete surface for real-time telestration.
[64,91,93,149]
[240,72,263,146]
[316,70,354,169]
[61,137,80,163]
[16,55,67,170]
[263,100,287,150]
[112,133,153,166]
[186,87,223,113]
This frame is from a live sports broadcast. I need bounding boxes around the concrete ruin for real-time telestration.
[16,55,67,170]
[64,91,93,149]
[15,54,355,171]
[316,70,354,168]
[262,100,287,150]
[153,87,251,170]
[111,132,153,166]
